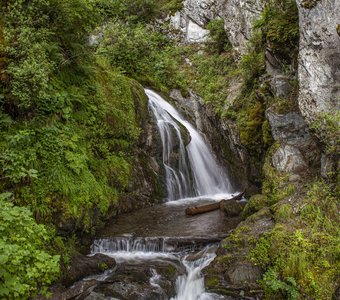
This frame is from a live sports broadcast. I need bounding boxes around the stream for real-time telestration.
[87,90,240,299]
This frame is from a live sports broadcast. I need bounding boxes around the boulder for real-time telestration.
[266,108,320,174]
[93,261,181,300]
[62,253,116,287]
[220,199,246,217]
[226,263,262,285]
[272,144,308,174]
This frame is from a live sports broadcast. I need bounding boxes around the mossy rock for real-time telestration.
[242,194,269,218]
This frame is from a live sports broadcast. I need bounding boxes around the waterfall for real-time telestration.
[146,89,232,201]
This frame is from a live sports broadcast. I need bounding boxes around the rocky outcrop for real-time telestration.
[296,0,340,123]
[170,0,263,52]
[266,108,320,176]
[204,208,274,298]
[117,83,165,214]
[219,0,264,54]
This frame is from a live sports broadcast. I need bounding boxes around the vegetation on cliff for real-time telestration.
[0,0,182,297]
[0,0,338,298]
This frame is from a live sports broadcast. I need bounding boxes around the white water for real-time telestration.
[91,237,218,300]
[170,246,217,300]
[146,89,233,201]
[89,90,236,299]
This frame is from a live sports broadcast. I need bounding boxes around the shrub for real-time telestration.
[0,195,59,299]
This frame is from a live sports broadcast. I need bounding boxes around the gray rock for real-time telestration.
[272,144,308,174]
[265,49,282,76]
[62,280,98,300]
[296,0,340,123]
[219,0,264,54]
[266,108,320,174]
[271,75,292,97]
[266,108,311,145]
[62,254,116,287]
[169,89,248,190]
[83,291,110,300]
[227,263,262,285]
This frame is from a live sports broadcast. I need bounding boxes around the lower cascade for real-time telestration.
[86,90,237,299]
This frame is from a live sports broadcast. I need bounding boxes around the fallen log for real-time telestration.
[185,191,245,216]
[185,202,220,216]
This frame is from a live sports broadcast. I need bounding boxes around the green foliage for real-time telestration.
[254,0,299,65]
[96,22,187,93]
[206,19,230,54]
[95,0,183,23]
[242,194,269,218]
[250,180,339,299]
[0,199,59,299]
[310,111,340,155]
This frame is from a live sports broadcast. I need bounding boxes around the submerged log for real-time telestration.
[185,191,245,216]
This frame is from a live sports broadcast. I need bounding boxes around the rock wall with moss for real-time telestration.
[163,0,339,299]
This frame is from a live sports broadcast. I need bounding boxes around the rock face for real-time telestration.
[218,0,264,53]
[170,0,263,52]
[296,0,340,123]
[266,108,320,176]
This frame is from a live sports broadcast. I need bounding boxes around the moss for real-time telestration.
[274,203,293,221]
[206,276,220,289]
[242,194,269,218]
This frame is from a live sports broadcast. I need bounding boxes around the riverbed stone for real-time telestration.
[93,261,180,300]
[62,253,116,287]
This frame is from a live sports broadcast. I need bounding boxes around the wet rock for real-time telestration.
[169,89,248,191]
[83,292,109,300]
[93,262,180,300]
[62,279,98,300]
[62,253,116,287]
[220,200,246,217]
[296,0,340,123]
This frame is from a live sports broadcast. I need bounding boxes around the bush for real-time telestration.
[0,195,59,299]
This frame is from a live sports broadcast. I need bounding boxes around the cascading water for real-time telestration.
[85,90,239,300]
[146,89,233,201]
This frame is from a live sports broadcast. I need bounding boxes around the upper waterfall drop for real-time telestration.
[146,89,233,202]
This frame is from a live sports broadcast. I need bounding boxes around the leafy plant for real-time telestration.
[0,199,60,299]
